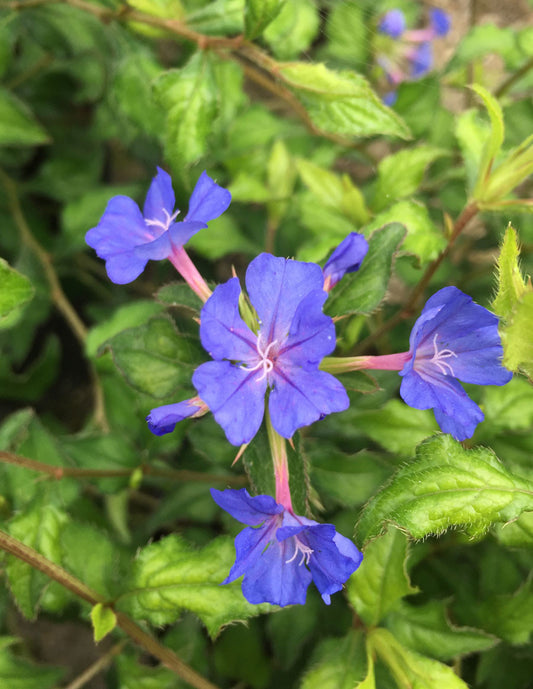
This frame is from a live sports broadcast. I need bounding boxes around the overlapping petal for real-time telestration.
[142,167,176,225]
[210,488,283,526]
[185,170,232,224]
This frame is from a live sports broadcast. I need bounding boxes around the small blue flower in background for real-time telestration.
[399,286,512,440]
[86,168,231,284]
[375,7,451,105]
[211,488,363,607]
[323,232,369,292]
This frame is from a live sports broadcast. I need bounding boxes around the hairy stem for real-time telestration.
[0,530,220,689]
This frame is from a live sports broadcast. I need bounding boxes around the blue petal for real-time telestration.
[146,399,202,436]
[211,488,282,526]
[383,91,398,107]
[410,42,433,78]
[223,521,278,583]
[168,220,207,247]
[134,231,173,261]
[192,361,267,445]
[379,9,405,37]
[185,171,232,224]
[246,254,325,345]
[400,368,484,440]
[269,367,349,438]
[86,196,152,256]
[142,167,176,225]
[281,290,337,369]
[199,278,257,362]
[323,233,369,287]
[430,8,450,36]
[105,252,148,284]
[307,529,363,604]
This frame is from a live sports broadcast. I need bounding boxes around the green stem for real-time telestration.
[0,529,221,689]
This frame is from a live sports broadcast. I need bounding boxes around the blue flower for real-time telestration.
[430,8,451,36]
[211,488,363,607]
[323,232,369,291]
[86,168,231,284]
[409,42,433,78]
[188,253,349,445]
[147,397,208,436]
[399,287,512,440]
[378,9,406,38]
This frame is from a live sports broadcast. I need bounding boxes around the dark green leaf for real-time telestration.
[0,259,34,328]
[0,88,49,146]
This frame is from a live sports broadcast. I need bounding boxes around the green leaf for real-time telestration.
[244,0,286,38]
[214,621,271,688]
[243,427,276,499]
[369,627,469,689]
[482,377,533,433]
[455,109,490,192]
[347,528,417,626]
[325,223,406,317]
[0,259,34,328]
[471,84,505,200]
[263,0,319,60]
[121,535,272,637]
[501,291,533,378]
[6,502,68,619]
[325,1,368,66]
[127,0,184,19]
[300,630,368,689]
[385,600,496,661]
[188,213,258,259]
[115,652,185,689]
[0,638,62,689]
[356,434,533,544]
[186,0,245,35]
[101,316,203,398]
[373,146,449,212]
[494,511,533,547]
[0,88,49,146]
[353,400,438,457]
[156,282,204,313]
[492,225,528,319]
[154,52,217,169]
[364,200,446,265]
[86,300,164,359]
[90,603,117,642]
[278,63,411,140]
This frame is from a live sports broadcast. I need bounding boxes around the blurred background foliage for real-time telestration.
[0,0,533,688]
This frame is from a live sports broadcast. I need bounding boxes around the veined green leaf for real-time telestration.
[244,0,286,38]
[300,630,368,689]
[0,638,62,689]
[356,434,533,543]
[347,528,418,626]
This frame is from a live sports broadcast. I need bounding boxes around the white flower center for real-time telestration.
[145,208,180,232]
[285,536,314,566]
[241,333,278,382]
[429,332,457,376]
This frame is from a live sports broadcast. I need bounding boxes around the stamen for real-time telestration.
[240,333,278,382]
[145,208,180,231]
[430,332,457,376]
[286,537,314,566]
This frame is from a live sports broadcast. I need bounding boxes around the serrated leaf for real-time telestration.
[244,0,285,38]
[0,88,49,146]
[492,225,528,319]
[353,400,438,457]
[90,603,117,642]
[325,223,406,317]
[385,600,496,661]
[373,146,448,212]
[0,259,34,327]
[0,638,62,689]
[6,503,68,619]
[300,630,368,689]
[101,316,203,398]
[154,52,217,169]
[121,535,272,637]
[279,63,411,140]
[369,627,469,689]
[356,434,533,543]
[347,528,417,626]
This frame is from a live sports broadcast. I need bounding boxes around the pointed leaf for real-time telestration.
[0,259,34,328]
[244,0,286,38]
[492,224,528,319]
[0,88,49,146]
[90,603,117,642]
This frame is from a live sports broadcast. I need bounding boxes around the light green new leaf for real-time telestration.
[385,600,496,661]
[90,603,117,642]
[325,223,406,317]
[101,316,203,398]
[373,146,449,212]
[263,0,319,60]
[6,503,69,619]
[300,630,368,689]
[492,225,528,320]
[494,510,533,548]
[347,528,417,626]
[155,53,217,169]
[0,88,49,146]
[0,638,63,689]
[502,291,533,378]
[356,434,533,543]
[0,259,34,328]
[122,535,272,637]
[369,627,469,689]
[279,63,411,140]
[244,0,285,38]
[471,84,504,199]
[127,0,184,19]
[482,377,533,433]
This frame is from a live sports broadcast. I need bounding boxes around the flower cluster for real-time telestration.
[375,7,451,105]
[86,167,511,609]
